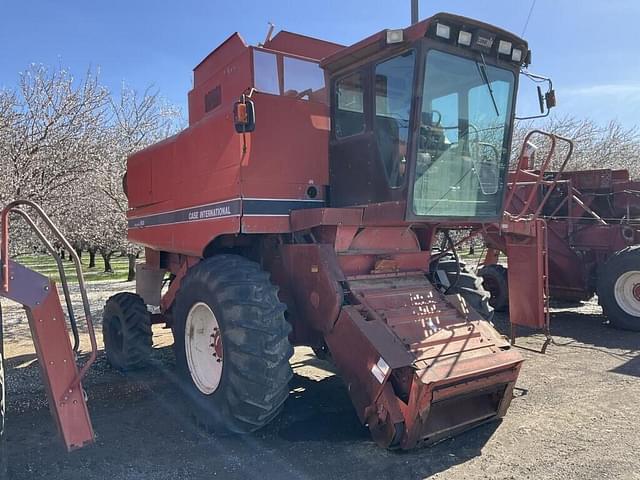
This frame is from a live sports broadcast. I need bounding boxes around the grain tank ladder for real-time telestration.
[0,200,96,451]
[500,131,574,350]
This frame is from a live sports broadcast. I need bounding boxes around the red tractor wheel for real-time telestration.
[173,255,293,433]
[478,264,509,312]
[598,246,640,331]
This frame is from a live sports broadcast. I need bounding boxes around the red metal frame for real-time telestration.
[1,200,96,451]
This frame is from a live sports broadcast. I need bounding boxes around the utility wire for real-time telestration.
[521,0,537,36]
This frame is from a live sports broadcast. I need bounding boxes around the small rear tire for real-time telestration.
[103,293,153,370]
[478,264,509,312]
[173,255,293,434]
[597,247,640,331]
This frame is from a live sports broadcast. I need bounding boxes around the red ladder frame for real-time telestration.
[0,200,96,451]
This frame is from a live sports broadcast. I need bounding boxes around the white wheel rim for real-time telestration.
[185,302,223,395]
[613,271,640,317]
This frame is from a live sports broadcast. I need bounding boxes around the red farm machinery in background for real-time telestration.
[100,12,559,450]
[480,131,640,333]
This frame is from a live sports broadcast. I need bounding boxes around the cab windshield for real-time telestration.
[412,49,515,218]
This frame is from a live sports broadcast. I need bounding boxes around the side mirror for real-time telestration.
[233,98,256,133]
[536,86,557,114]
[516,71,556,120]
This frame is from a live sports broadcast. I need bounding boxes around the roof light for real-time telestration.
[436,23,451,39]
[498,40,512,55]
[386,29,404,44]
[512,48,522,62]
[458,31,472,46]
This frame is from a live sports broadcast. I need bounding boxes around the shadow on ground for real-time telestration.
[1,344,502,480]
[493,306,639,355]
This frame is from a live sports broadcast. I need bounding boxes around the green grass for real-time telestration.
[14,253,132,283]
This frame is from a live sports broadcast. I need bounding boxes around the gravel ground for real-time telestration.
[1,282,639,480]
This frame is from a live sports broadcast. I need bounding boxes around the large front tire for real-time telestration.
[597,247,640,331]
[431,255,494,321]
[478,264,509,312]
[173,255,293,433]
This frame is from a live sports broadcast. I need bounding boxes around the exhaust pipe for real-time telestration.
[411,0,419,24]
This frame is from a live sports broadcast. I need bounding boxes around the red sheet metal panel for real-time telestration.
[279,244,344,335]
[506,218,549,330]
[24,284,95,451]
[289,207,363,231]
[325,306,415,422]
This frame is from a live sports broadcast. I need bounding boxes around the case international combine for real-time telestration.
[1,11,562,451]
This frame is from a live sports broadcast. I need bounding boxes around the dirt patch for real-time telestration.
[1,287,639,480]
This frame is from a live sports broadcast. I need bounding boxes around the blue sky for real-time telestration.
[1,0,639,127]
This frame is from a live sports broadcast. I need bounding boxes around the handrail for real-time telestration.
[505,130,574,221]
[504,130,556,214]
[532,135,574,218]
[10,208,81,352]
[0,200,97,390]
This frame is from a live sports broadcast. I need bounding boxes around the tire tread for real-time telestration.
[174,254,293,434]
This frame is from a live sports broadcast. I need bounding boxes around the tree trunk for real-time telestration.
[102,251,113,273]
[60,249,65,260]
[127,254,136,282]
[88,249,97,269]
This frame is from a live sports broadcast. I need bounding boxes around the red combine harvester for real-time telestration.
[102,13,558,449]
[0,201,96,451]
[481,134,640,332]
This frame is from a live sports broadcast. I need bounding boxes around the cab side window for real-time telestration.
[374,50,415,187]
[335,71,365,138]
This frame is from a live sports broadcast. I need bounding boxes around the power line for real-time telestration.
[521,0,537,36]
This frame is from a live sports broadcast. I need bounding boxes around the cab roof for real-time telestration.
[321,12,529,73]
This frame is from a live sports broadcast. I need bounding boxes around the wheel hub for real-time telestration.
[613,271,640,317]
[185,302,223,395]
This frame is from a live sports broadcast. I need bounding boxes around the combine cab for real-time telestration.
[104,12,555,448]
